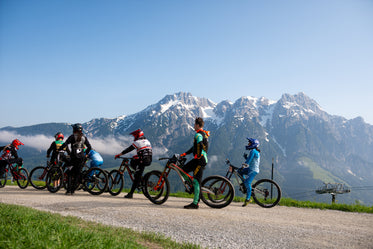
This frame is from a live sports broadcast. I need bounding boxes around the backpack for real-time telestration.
[133,138,152,166]
[71,135,86,158]
[198,130,210,153]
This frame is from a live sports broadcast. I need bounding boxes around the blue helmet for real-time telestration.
[246,138,259,150]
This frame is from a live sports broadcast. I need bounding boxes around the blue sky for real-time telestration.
[1,0,372,128]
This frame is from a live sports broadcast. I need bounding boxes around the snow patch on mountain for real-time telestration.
[260,104,276,127]
[160,100,179,114]
[110,115,127,129]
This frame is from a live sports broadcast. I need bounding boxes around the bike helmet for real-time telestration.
[130,129,144,140]
[246,138,260,150]
[71,123,83,133]
[12,139,24,149]
[55,132,64,140]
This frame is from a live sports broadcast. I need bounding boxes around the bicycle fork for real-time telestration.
[154,167,170,191]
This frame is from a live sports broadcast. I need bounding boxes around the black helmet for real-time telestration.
[71,123,83,133]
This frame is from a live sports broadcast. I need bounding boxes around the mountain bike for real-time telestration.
[46,160,108,195]
[0,163,29,189]
[225,159,281,208]
[107,157,154,197]
[144,154,235,208]
[30,151,69,190]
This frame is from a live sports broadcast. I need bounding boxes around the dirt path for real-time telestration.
[1,186,372,249]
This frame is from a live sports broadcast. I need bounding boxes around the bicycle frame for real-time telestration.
[224,163,248,194]
[8,163,24,180]
[117,157,135,182]
[156,157,193,192]
[38,161,53,180]
[226,167,244,186]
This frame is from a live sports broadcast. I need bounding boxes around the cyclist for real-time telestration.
[180,117,210,209]
[46,132,70,166]
[237,138,260,207]
[0,139,24,176]
[115,129,152,199]
[59,123,92,195]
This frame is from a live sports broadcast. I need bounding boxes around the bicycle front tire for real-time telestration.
[16,168,29,189]
[0,170,7,188]
[29,166,47,190]
[108,169,124,196]
[201,175,235,209]
[46,166,64,193]
[143,170,169,205]
[252,179,281,208]
[83,167,108,195]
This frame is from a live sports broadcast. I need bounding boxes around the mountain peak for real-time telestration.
[279,92,322,113]
[157,92,215,110]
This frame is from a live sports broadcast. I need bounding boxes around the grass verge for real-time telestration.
[0,203,200,249]
[165,191,373,213]
[278,198,373,213]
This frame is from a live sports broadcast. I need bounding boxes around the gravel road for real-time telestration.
[1,186,372,249]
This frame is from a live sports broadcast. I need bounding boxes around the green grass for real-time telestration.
[166,191,373,213]
[0,203,201,249]
[278,198,373,213]
[298,156,345,183]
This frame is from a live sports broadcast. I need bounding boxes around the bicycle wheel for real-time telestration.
[252,179,281,208]
[201,175,235,209]
[29,166,48,190]
[83,167,108,195]
[46,166,64,193]
[16,168,29,189]
[0,169,7,188]
[143,170,169,205]
[108,169,124,196]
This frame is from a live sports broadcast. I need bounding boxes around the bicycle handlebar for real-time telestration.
[159,157,171,161]
[225,159,240,170]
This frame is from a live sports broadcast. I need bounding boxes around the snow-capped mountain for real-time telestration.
[2,92,373,205]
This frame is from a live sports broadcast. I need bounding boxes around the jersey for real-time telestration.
[0,145,18,160]
[55,140,64,150]
[244,148,260,173]
[0,145,12,160]
[132,138,152,166]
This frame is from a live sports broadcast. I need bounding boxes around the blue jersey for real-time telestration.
[244,148,260,173]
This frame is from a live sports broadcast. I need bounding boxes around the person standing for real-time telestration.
[237,138,260,207]
[59,123,92,195]
[115,129,152,198]
[180,117,209,209]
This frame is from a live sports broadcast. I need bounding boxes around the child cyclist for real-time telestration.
[0,139,24,176]
[46,132,70,166]
[236,137,260,207]
[180,117,210,209]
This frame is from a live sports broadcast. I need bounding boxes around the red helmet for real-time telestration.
[55,132,64,140]
[12,139,24,149]
[130,129,144,140]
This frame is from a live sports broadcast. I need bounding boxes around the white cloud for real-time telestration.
[207,155,219,168]
[0,131,166,157]
[0,131,51,152]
